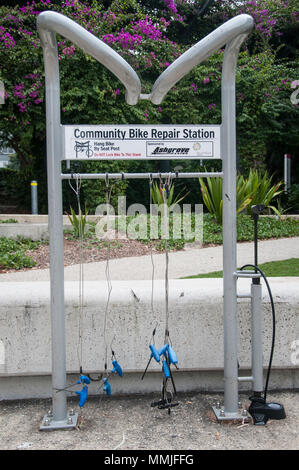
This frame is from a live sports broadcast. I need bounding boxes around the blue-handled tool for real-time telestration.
[76,384,88,408]
[158,344,168,357]
[162,359,171,379]
[142,343,162,380]
[112,359,123,377]
[78,374,91,385]
[150,344,161,363]
[74,374,91,408]
[103,377,111,396]
[167,345,178,366]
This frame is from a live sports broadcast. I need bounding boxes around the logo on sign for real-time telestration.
[74,141,93,158]
[151,146,189,156]
[193,142,202,155]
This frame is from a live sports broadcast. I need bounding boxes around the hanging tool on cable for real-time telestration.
[54,174,91,408]
[98,173,123,396]
[74,174,123,396]
[142,174,179,414]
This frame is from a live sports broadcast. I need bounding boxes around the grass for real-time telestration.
[184,258,299,279]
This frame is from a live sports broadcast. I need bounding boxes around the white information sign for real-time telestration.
[63,124,221,160]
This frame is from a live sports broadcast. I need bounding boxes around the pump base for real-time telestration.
[248,396,286,425]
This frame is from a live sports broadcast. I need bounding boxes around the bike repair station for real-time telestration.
[37,10,286,430]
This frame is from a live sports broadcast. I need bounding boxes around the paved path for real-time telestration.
[0,237,298,282]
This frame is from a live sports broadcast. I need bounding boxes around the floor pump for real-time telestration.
[241,205,286,425]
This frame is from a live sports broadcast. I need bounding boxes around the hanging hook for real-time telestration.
[110,334,116,355]
[68,173,82,208]
[151,321,158,344]
[159,172,162,189]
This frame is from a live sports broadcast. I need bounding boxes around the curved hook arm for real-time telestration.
[150,14,254,104]
[37,11,141,105]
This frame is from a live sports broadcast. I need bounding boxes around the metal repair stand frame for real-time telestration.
[37,11,256,430]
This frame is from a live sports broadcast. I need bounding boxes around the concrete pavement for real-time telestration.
[0,236,298,282]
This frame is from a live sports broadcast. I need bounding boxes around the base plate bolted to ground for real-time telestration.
[40,411,79,431]
[212,406,247,422]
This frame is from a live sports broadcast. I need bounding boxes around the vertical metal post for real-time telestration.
[0,80,5,105]
[253,214,258,270]
[37,10,141,430]
[31,181,38,215]
[284,154,291,194]
[221,36,247,417]
[251,283,264,393]
[39,30,68,427]
[251,207,264,395]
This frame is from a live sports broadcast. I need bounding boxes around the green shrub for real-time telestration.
[199,173,252,223]
[240,169,283,216]
[151,181,189,209]
[0,219,18,223]
[0,237,45,270]
[0,251,36,269]
[66,206,89,239]
[199,169,283,223]
[287,184,299,213]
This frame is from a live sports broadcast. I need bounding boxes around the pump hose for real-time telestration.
[239,264,276,402]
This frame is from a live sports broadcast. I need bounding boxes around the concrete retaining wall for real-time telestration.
[0,215,100,240]
[0,278,298,400]
[0,215,106,241]
[0,223,50,241]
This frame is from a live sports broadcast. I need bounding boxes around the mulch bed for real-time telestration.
[0,234,157,273]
